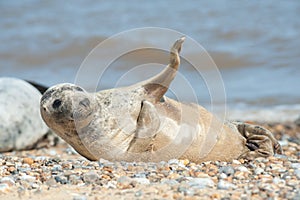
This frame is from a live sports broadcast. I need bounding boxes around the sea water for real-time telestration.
[1,0,299,122]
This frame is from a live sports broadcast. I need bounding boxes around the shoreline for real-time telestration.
[0,122,299,199]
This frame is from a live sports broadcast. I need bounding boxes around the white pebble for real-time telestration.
[232,160,241,165]
[217,180,237,190]
[188,178,214,189]
[0,183,9,193]
[21,175,36,182]
[133,178,150,185]
[291,163,300,169]
[237,166,249,173]
[255,168,265,175]
[0,177,15,186]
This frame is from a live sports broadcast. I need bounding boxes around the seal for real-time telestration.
[40,37,282,163]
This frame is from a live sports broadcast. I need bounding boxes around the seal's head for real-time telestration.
[40,83,95,134]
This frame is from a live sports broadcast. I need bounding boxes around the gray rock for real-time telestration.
[0,78,49,152]
[188,178,214,189]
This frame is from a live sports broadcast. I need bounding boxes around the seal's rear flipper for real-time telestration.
[232,122,283,160]
[142,37,185,102]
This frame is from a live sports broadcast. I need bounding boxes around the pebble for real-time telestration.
[273,177,285,186]
[52,164,63,171]
[279,140,289,147]
[219,166,235,176]
[0,177,15,186]
[23,158,34,165]
[294,169,300,179]
[0,183,10,193]
[73,195,87,200]
[69,175,82,185]
[104,181,117,189]
[232,160,241,165]
[134,190,143,197]
[161,179,179,186]
[117,176,134,189]
[291,163,300,169]
[236,165,249,173]
[234,171,247,179]
[133,177,150,185]
[54,175,68,184]
[217,180,237,190]
[188,178,214,189]
[168,159,180,165]
[219,173,228,179]
[254,167,265,175]
[286,179,298,187]
[294,116,300,126]
[21,175,36,182]
[45,178,57,187]
[83,171,99,184]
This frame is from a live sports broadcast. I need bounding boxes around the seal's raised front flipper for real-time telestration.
[142,37,185,102]
[127,100,160,153]
[231,122,282,160]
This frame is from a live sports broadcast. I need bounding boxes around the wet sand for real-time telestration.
[0,122,299,199]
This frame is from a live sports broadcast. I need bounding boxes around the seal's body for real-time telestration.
[40,37,281,162]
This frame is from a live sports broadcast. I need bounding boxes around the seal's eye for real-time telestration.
[52,99,62,109]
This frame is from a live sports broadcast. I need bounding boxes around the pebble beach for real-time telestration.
[1,1,300,200]
[0,122,299,200]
